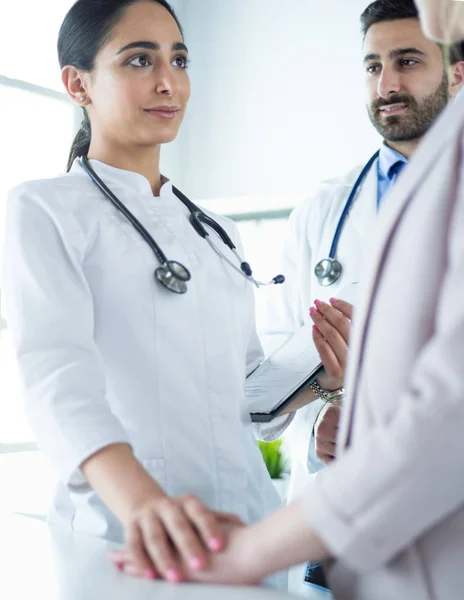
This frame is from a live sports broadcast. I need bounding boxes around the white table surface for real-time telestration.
[0,514,296,600]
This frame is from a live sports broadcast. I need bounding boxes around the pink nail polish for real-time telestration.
[144,569,155,580]
[329,297,337,303]
[312,325,317,333]
[190,556,204,570]
[209,537,222,551]
[166,569,181,583]
[309,307,317,316]
[314,299,323,308]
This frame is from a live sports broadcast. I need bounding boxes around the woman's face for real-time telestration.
[80,1,190,149]
[414,0,464,43]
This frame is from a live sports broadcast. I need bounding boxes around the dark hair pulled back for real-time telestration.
[58,0,183,171]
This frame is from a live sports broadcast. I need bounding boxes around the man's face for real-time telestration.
[364,18,449,143]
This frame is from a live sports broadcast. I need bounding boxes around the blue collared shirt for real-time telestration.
[377,143,408,210]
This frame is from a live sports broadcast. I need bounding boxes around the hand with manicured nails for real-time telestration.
[108,495,245,583]
[109,502,331,587]
[308,298,353,463]
[309,298,353,383]
[109,520,259,586]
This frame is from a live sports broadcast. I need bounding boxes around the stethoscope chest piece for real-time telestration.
[314,258,342,287]
[312,150,380,288]
[155,261,191,294]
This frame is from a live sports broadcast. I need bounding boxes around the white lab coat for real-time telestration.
[1,160,283,564]
[270,161,379,598]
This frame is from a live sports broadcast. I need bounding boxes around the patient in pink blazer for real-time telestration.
[111,1,464,597]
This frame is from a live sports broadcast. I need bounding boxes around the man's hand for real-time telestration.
[314,404,341,464]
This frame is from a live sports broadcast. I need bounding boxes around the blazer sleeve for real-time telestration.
[300,160,464,572]
[1,185,129,492]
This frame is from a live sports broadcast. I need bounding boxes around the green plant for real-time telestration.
[258,439,288,480]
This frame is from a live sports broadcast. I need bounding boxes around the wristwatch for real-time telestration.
[310,380,345,404]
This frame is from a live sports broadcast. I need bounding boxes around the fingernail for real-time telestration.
[190,556,204,570]
[314,299,323,308]
[209,537,222,551]
[312,325,317,333]
[144,569,155,580]
[329,297,337,303]
[309,307,317,316]
[166,569,181,583]
[124,565,142,577]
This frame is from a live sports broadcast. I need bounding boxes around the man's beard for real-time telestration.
[368,73,449,143]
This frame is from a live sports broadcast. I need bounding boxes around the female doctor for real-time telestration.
[113,1,464,597]
[1,0,284,586]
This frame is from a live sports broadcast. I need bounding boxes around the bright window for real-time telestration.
[0,75,78,518]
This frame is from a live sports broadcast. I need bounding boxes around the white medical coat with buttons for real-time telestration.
[1,159,281,545]
[271,162,379,598]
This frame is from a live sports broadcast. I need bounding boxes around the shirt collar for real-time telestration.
[70,157,173,198]
[378,143,408,180]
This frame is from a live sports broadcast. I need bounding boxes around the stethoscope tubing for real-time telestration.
[81,156,235,262]
[80,156,284,290]
[328,150,380,260]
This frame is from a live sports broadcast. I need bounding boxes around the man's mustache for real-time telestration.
[371,95,414,112]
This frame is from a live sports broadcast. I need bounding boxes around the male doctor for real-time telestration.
[269,0,464,597]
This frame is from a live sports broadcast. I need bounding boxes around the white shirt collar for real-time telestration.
[70,157,173,199]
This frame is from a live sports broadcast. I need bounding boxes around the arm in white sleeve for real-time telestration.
[283,399,325,473]
[259,203,325,448]
[300,182,464,572]
[255,202,321,444]
[1,186,129,491]
[306,401,327,473]
[243,273,297,440]
[270,204,312,338]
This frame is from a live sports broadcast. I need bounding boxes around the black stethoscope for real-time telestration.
[314,150,380,287]
[80,156,285,294]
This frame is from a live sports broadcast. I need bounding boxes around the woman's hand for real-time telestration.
[110,521,258,586]
[309,298,353,387]
[110,501,332,587]
[182,522,258,585]
[108,499,244,583]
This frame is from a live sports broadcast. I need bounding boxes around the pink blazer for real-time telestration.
[302,91,464,600]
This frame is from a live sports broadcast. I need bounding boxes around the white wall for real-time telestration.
[163,0,381,200]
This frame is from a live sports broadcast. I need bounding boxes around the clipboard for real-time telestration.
[246,320,324,423]
[247,282,359,423]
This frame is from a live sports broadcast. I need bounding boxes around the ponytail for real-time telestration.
[66,109,91,172]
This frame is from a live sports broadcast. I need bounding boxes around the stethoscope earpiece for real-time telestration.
[273,275,285,285]
[240,262,253,277]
